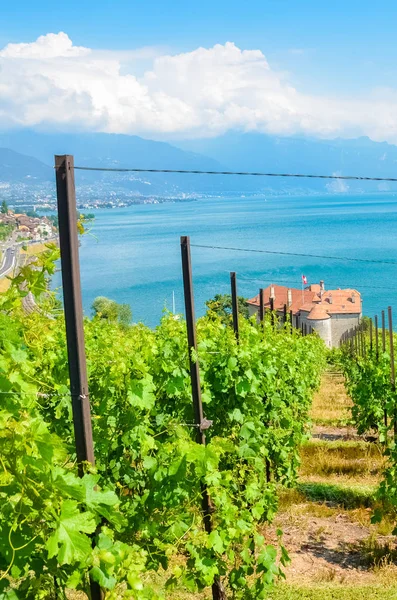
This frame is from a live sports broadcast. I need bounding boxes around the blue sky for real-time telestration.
[2,0,396,93]
[1,1,397,142]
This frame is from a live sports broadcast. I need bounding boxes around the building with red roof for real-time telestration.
[247,281,361,348]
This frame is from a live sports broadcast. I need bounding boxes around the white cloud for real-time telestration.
[1,32,397,143]
[0,32,90,59]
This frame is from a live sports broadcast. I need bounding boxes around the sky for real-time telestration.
[2,1,397,143]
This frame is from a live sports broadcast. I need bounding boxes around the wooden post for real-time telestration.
[230,272,239,343]
[290,310,293,334]
[370,318,373,353]
[270,296,275,328]
[283,303,287,325]
[388,307,397,439]
[180,236,225,600]
[375,315,379,361]
[55,155,95,468]
[361,322,366,357]
[55,155,102,600]
[259,288,265,326]
[382,310,386,352]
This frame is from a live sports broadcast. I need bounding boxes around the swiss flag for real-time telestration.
[302,275,308,285]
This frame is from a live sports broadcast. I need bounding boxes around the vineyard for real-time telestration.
[341,317,397,531]
[3,157,397,599]
[0,244,327,599]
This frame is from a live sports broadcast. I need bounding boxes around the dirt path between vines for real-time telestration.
[267,371,397,591]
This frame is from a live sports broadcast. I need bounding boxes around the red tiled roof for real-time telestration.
[247,285,316,315]
[247,284,361,316]
[307,305,331,320]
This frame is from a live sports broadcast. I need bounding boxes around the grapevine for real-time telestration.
[0,246,326,598]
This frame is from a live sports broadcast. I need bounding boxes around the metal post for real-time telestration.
[259,288,265,326]
[375,315,379,361]
[55,155,102,600]
[290,310,293,334]
[180,236,225,600]
[382,310,386,352]
[283,303,287,325]
[230,272,239,343]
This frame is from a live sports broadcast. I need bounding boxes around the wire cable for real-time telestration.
[73,165,397,182]
[190,243,397,265]
[237,274,397,291]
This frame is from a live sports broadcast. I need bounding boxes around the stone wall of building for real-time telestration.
[247,305,361,348]
[308,317,332,348]
[297,311,360,348]
[329,313,361,347]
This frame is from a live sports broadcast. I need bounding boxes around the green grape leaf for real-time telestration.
[46,499,96,565]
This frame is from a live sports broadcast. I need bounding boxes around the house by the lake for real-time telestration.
[247,281,361,348]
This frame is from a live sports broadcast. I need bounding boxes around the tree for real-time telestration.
[205,293,249,323]
[117,303,132,326]
[92,296,132,326]
[1,200,8,214]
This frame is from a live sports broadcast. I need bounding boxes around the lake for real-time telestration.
[54,193,397,328]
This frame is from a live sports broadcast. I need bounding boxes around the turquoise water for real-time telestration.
[55,193,397,328]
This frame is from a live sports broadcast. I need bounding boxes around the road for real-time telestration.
[0,246,16,277]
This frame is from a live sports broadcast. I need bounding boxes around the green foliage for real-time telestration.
[341,332,397,533]
[0,223,14,242]
[1,200,8,215]
[341,341,392,436]
[0,257,326,598]
[205,293,249,323]
[92,296,132,326]
[46,214,59,229]
[25,210,38,218]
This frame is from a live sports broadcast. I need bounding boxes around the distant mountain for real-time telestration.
[1,130,397,194]
[176,133,397,192]
[0,130,230,194]
[0,147,52,182]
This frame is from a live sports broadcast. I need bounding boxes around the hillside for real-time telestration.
[0,147,52,182]
[1,130,397,194]
[0,130,228,195]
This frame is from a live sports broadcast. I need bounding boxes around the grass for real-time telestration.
[267,584,397,599]
[297,481,377,509]
[357,533,397,568]
[20,242,50,256]
[311,372,352,426]
[300,439,384,478]
[0,277,11,293]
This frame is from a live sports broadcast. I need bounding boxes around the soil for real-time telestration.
[268,371,397,587]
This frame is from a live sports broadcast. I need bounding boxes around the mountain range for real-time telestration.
[0,129,397,195]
